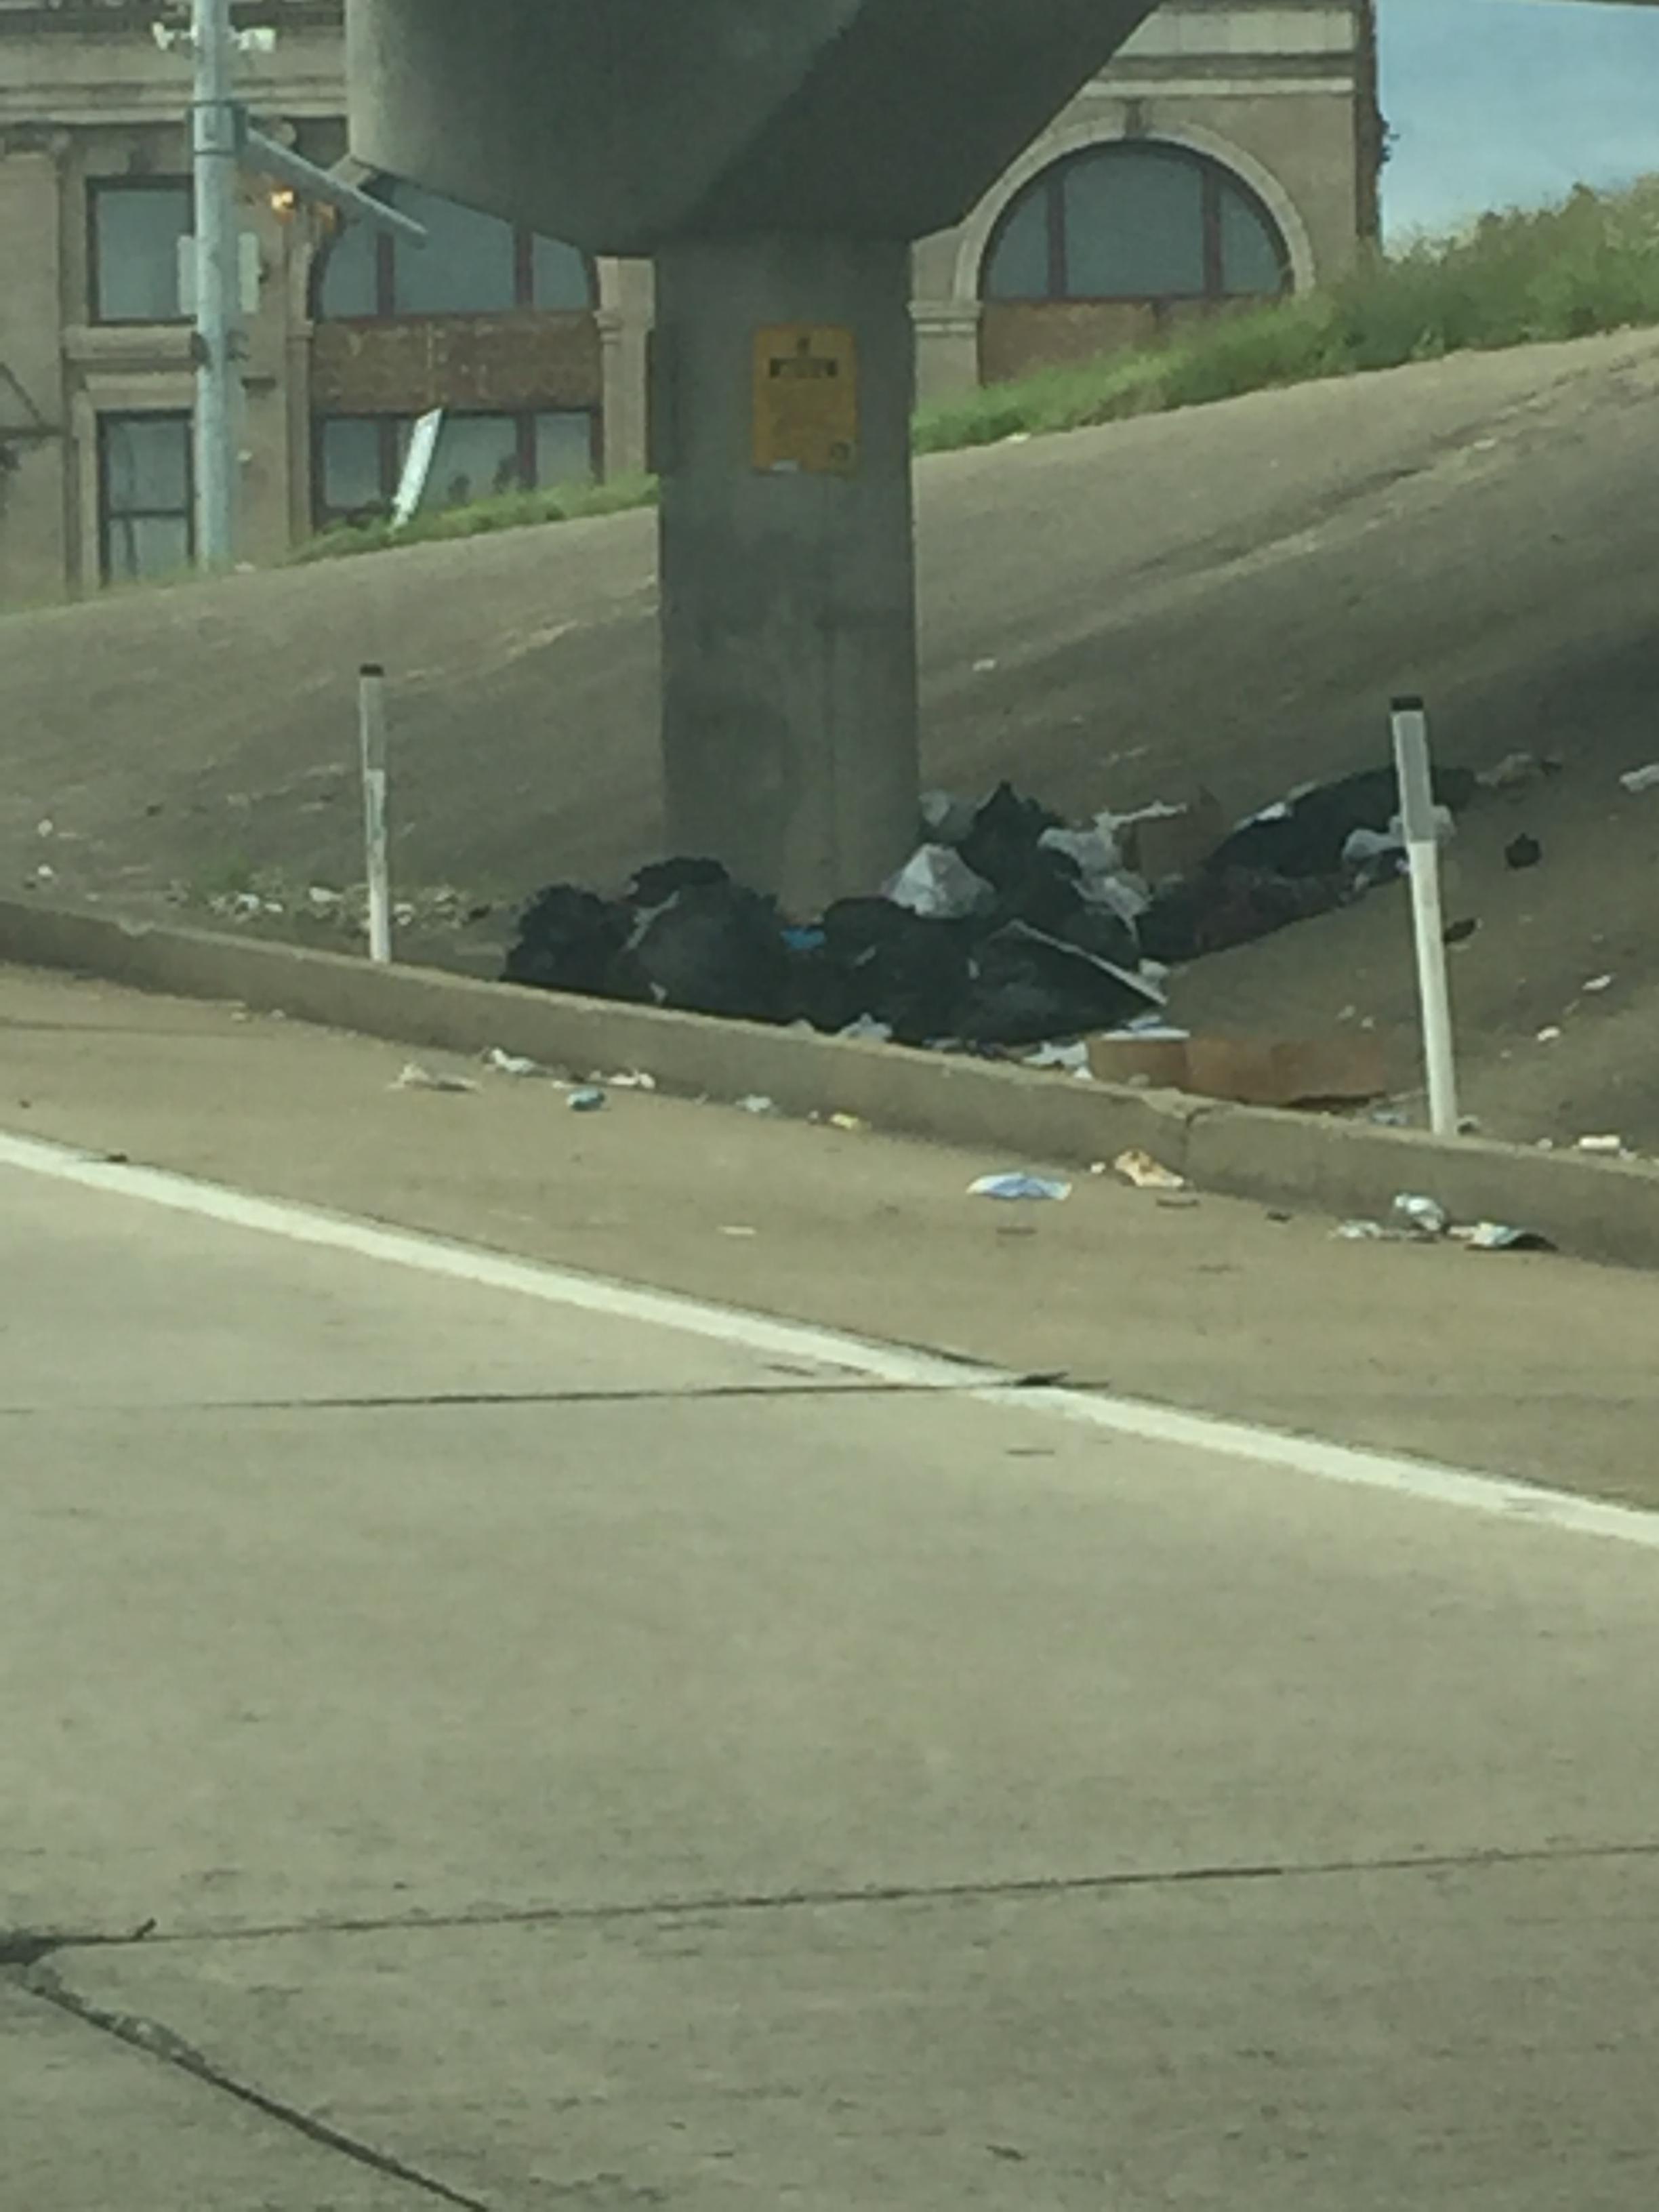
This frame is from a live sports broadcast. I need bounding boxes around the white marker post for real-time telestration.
[1391,695,1460,1137]
[359,663,392,965]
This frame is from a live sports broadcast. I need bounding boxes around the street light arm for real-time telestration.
[239,129,430,246]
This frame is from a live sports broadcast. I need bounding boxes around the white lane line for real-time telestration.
[3,1126,1656,1553]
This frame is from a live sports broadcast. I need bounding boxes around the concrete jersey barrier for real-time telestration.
[4,897,1658,1271]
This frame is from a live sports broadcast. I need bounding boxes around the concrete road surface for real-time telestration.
[5,1147,1659,2208]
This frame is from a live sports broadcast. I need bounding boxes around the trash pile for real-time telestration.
[504,765,1479,1051]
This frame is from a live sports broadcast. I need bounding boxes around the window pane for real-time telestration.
[409,415,521,506]
[108,514,192,581]
[983,186,1052,302]
[317,213,381,318]
[1063,148,1205,299]
[320,417,386,512]
[104,416,191,512]
[532,234,591,311]
[390,184,516,314]
[534,411,594,487]
[1220,187,1287,295]
[93,184,192,322]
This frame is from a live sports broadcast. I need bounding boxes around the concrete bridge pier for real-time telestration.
[655,234,918,912]
[346,0,1162,909]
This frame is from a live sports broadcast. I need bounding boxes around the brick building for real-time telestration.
[0,1,1379,605]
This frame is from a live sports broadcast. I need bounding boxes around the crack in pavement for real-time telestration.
[22,1836,1659,1961]
[14,1960,501,2211]
[0,1380,929,1417]
[13,1833,1657,2207]
[0,1372,1076,1419]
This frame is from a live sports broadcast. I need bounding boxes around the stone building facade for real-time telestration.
[0,0,1378,605]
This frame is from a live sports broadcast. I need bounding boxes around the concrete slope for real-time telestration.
[4,327,1659,1142]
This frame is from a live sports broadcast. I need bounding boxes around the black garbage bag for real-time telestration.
[611,878,794,1023]
[1140,867,1349,964]
[626,856,731,908]
[504,884,631,996]
[815,897,974,1044]
[957,782,1066,897]
[1043,893,1141,972]
[954,922,1160,1047]
[1208,764,1476,880]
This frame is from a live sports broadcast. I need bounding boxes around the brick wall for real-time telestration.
[310,312,602,415]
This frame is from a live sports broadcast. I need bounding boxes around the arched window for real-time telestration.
[983,143,1290,308]
[314,179,595,320]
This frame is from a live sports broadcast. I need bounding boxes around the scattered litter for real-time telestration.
[484,1047,552,1079]
[37,819,53,838]
[1576,1134,1622,1155]
[1442,917,1479,947]
[1583,975,1614,994]
[1156,1194,1201,1211]
[605,1069,657,1091]
[1504,834,1542,871]
[1477,752,1547,793]
[1457,1222,1557,1253]
[1393,1193,1450,1240]
[1266,1210,1294,1224]
[884,844,996,922]
[1536,1026,1563,1044]
[567,1087,608,1113]
[392,901,417,927]
[34,863,54,882]
[1113,1149,1187,1192]
[307,885,344,913]
[1620,763,1659,796]
[1025,1041,1092,1076]
[1342,825,1405,881]
[838,1015,894,1044]
[972,657,999,675]
[1335,1219,1393,1242]
[394,1063,478,1093]
[737,1094,779,1116]
[719,1225,758,1239]
[970,1173,1072,1202]
[1369,1105,1410,1127]
[827,1113,866,1134]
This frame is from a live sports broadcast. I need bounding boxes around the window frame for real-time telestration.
[98,411,196,583]
[87,176,196,328]
[983,143,1292,309]
[312,188,598,324]
[310,408,602,529]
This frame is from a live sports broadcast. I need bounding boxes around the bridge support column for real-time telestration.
[654,234,920,916]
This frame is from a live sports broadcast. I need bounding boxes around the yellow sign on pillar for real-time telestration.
[753,324,859,476]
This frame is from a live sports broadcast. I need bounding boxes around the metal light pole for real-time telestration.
[190,0,241,571]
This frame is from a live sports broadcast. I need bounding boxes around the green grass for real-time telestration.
[915,174,1659,451]
[291,472,659,561]
[292,177,1659,560]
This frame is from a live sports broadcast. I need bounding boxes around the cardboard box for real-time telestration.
[1086,1033,1389,1109]
[1116,792,1227,884]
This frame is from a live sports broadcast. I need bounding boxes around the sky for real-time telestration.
[1380,0,1659,237]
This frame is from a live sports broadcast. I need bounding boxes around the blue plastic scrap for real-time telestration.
[969,1173,1072,1202]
